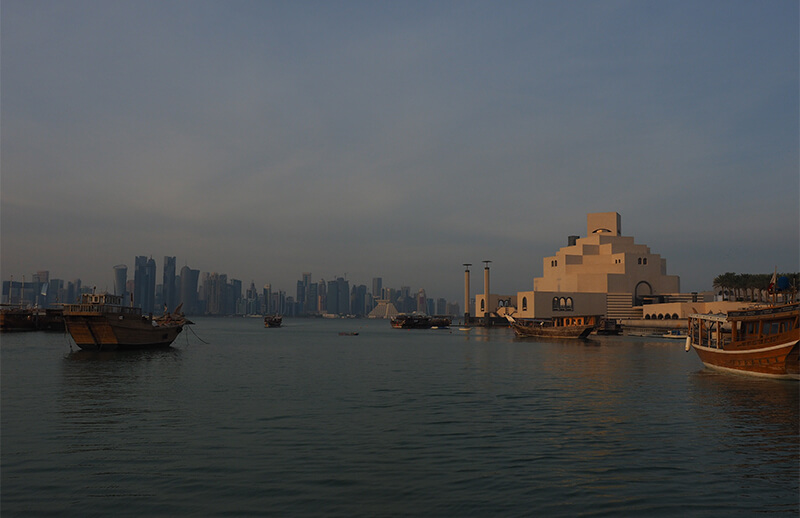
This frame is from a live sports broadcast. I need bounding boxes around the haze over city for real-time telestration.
[2,1,797,302]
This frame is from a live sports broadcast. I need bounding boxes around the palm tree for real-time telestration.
[713,272,736,301]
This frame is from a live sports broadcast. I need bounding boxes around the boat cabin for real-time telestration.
[63,292,143,317]
[689,303,799,350]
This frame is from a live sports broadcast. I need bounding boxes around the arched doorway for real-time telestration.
[635,281,652,306]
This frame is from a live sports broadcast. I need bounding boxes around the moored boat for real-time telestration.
[1,305,66,332]
[264,315,283,328]
[686,302,799,380]
[506,314,599,339]
[62,293,190,351]
[390,314,432,329]
[0,305,37,331]
[430,316,451,329]
[595,318,622,335]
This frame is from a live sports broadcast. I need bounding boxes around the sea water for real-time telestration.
[2,318,798,517]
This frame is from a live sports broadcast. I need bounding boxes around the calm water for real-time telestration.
[2,318,798,517]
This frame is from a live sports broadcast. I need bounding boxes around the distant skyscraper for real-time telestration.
[296,280,305,307]
[134,256,147,309]
[179,265,199,315]
[163,256,177,312]
[230,279,242,315]
[263,284,272,314]
[145,257,156,314]
[204,273,228,315]
[372,277,382,298]
[352,285,367,316]
[417,289,427,314]
[134,256,156,314]
[327,279,339,315]
[113,265,127,298]
[306,282,318,313]
[246,282,260,315]
[337,277,349,315]
[317,279,327,313]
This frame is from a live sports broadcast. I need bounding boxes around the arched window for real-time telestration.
[665,313,671,320]
[645,314,651,320]
[552,297,559,311]
[643,258,648,265]
[657,313,663,320]
[565,297,573,311]
[559,297,566,310]
[638,258,642,265]
[672,313,679,320]
[522,297,528,311]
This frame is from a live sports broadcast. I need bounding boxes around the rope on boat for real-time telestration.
[186,324,209,345]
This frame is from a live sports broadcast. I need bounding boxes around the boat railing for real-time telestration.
[64,303,142,316]
[688,314,732,349]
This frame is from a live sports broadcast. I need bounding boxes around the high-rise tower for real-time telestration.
[113,264,128,299]
[163,256,177,312]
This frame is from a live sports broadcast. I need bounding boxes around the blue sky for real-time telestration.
[2,0,797,302]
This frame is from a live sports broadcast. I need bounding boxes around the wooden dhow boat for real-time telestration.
[0,306,65,332]
[0,305,38,332]
[264,315,283,328]
[506,314,599,339]
[63,293,191,351]
[390,314,432,329]
[686,302,799,380]
[430,316,452,329]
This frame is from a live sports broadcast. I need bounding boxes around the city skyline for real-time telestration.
[2,2,797,302]
[2,259,461,317]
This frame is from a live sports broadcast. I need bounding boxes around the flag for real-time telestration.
[768,269,777,293]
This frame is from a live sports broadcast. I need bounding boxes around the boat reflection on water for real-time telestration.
[64,347,183,362]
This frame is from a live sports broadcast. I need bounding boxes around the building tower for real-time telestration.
[144,257,156,314]
[337,277,349,315]
[179,266,199,315]
[134,256,148,311]
[113,264,127,299]
[163,256,177,312]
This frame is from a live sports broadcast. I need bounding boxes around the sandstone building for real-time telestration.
[481,212,685,320]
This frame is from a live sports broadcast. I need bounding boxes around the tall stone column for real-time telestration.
[483,260,491,327]
[463,264,471,325]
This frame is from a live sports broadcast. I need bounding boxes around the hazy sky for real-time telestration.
[2,0,798,302]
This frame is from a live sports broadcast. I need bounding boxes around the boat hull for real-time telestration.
[691,339,800,380]
[64,315,184,351]
[390,315,432,329]
[511,323,595,339]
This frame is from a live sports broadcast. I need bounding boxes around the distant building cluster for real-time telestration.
[2,259,460,318]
